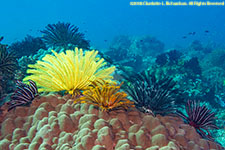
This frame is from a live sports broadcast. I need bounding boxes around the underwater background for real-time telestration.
[0,0,225,149]
[1,0,225,49]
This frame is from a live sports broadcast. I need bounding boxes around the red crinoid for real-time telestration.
[177,100,219,140]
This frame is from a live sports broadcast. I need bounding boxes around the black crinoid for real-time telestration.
[122,70,184,116]
[41,22,90,49]
[8,80,38,111]
[0,43,17,75]
[9,35,46,58]
[0,41,17,100]
[177,100,219,140]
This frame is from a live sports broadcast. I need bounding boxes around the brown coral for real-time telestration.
[0,94,223,150]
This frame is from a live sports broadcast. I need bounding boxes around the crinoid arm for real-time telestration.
[74,80,134,112]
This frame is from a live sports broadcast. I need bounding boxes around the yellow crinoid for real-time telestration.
[23,48,116,95]
[74,81,135,112]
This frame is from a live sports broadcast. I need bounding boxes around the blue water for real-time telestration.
[0,0,225,49]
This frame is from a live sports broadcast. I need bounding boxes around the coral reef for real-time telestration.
[184,40,212,61]
[23,48,116,95]
[149,51,205,100]
[41,22,90,49]
[15,55,37,81]
[136,36,165,56]
[190,40,204,51]
[184,57,202,75]
[202,67,225,94]
[0,94,223,150]
[104,35,165,72]
[104,47,143,72]
[201,49,225,70]
[156,50,183,66]
[1,30,225,148]
[190,40,212,53]
[142,43,225,126]
[9,35,46,58]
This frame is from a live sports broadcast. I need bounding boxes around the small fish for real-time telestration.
[182,36,187,39]
[205,30,209,33]
[104,40,108,42]
[140,40,143,42]
[188,32,196,35]
[0,36,3,42]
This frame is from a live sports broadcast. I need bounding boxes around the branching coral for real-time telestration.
[74,80,134,111]
[177,100,219,140]
[23,48,115,95]
[41,22,90,49]
[123,70,184,116]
